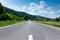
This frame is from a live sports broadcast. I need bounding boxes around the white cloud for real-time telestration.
[57,10,60,13]
[20,6,27,11]
[0,0,20,11]
[0,0,5,2]
[20,1,60,18]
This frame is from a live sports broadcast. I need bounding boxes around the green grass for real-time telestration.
[0,20,22,27]
[37,21,60,28]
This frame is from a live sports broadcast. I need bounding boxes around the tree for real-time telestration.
[46,18,49,21]
[0,3,1,6]
[0,3,5,14]
[55,17,60,22]
[0,14,8,21]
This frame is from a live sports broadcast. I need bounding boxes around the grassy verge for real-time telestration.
[37,21,60,28]
[0,20,23,27]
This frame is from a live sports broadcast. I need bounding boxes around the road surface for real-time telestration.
[0,21,60,40]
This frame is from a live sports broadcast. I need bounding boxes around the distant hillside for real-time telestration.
[0,3,24,21]
[4,7,55,21]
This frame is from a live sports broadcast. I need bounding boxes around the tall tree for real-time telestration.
[0,3,5,14]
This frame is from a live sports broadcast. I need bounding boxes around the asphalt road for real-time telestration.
[0,21,60,40]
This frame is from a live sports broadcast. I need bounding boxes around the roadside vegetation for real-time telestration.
[0,3,25,27]
[37,21,60,27]
[35,8,60,28]
[36,15,60,27]
[0,20,21,27]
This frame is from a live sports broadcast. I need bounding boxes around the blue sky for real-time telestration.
[0,0,60,18]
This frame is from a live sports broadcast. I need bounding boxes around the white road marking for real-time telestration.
[28,34,33,40]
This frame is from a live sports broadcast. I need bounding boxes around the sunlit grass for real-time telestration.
[37,21,60,27]
[0,20,21,27]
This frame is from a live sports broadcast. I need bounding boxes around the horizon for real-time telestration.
[0,0,60,18]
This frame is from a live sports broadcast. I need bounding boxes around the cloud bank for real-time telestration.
[0,0,60,18]
[0,0,20,11]
[20,1,60,18]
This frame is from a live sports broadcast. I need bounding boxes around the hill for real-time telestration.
[0,3,24,21]
[0,2,55,21]
[4,7,55,21]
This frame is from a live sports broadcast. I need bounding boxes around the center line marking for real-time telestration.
[28,34,33,40]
